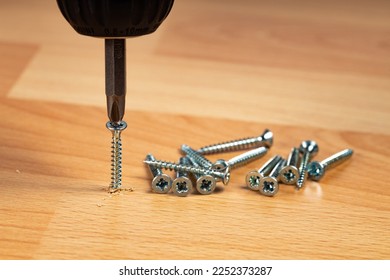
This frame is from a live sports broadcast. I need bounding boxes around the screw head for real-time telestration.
[172,176,193,197]
[220,167,231,185]
[212,159,229,172]
[259,129,273,148]
[196,175,216,195]
[307,161,325,181]
[245,170,262,191]
[299,140,319,156]
[279,166,299,185]
[106,121,127,132]
[151,174,172,194]
[259,177,279,197]
[210,165,230,185]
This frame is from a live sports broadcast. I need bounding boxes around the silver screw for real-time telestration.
[181,144,213,169]
[185,156,216,195]
[145,154,173,194]
[172,157,193,197]
[279,147,300,185]
[197,129,273,155]
[296,140,319,189]
[106,121,127,189]
[259,158,285,197]
[213,146,268,172]
[307,149,353,181]
[245,155,282,191]
[143,159,230,185]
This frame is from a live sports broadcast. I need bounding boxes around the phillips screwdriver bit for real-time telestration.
[105,39,126,125]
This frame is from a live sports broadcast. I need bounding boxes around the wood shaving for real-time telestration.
[96,186,134,207]
[104,186,134,194]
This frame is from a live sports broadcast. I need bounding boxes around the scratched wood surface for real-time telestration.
[0,0,389,259]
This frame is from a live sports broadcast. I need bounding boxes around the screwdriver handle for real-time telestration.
[57,0,174,38]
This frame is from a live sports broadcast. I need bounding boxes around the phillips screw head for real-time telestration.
[307,149,353,181]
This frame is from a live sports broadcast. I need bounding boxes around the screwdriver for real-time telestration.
[56,0,175,189]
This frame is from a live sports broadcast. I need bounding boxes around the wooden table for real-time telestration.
[0,0,389,259]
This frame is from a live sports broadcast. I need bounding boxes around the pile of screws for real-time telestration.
[144,130,353,197]
[144,129,274,196]
[246,141,353,196]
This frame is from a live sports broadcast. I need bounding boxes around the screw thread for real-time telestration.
[258,155,282,175]
[107,121,126,189]
[145,154,163,177]
[297,152,310,188]
[198,137,258,154]
[182,144,213,168]
[269,159,286,177]
[228,147,268,169]
[144,159,226,180]
[321,149,353,171]
[177,157,191,177]
[110,130,123,189]
[286,147,299,167]
[197,129,273,155]
[184,156,202,179]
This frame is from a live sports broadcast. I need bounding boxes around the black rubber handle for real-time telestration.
[56,0,174,38]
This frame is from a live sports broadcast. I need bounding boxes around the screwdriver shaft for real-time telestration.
[105,39,126,124]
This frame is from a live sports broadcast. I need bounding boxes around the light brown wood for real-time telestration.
[0,0,389,259]
[0,42,38,96]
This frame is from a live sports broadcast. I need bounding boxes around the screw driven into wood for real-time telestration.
[106,121,127,189]
[56,0,175,189]
[307,149,353,181]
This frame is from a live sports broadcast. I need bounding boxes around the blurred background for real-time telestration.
[0,0,389,133]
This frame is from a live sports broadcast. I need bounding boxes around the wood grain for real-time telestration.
[0,0,389,259]
[0,99,389,259]
[2,0,389,134]
[0,42,38,96]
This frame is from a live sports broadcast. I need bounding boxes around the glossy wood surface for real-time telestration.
[0,0,389,259]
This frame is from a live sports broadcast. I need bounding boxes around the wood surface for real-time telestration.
[0,0,389,259]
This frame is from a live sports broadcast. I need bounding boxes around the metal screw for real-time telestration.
[183,144,267,174]
[296,140,319,189]
[212,146,268,172]
[145,154,173,194]
[245,155,282,191]
[259,158,285,197]
[181,144,213,169]
[181,145,229,188]
[197,129,273,155]
[307,149,353,181]
[143,159,230,185]
[185,156,216,195]
[106,121,127,189]
[279,147,300,185]
[172,157,193,197]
